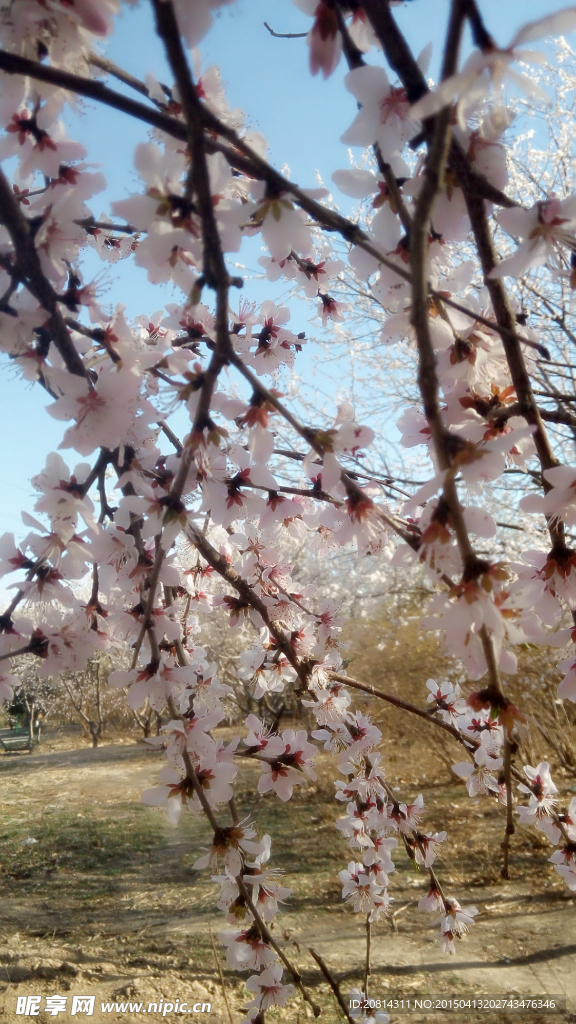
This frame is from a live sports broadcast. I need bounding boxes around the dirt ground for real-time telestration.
[0,737,575,1024]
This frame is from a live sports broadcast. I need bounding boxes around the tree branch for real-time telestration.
[308,949,355,1024]
[328,671,476,751]
[264,22,307,40]
[0,170,89,380]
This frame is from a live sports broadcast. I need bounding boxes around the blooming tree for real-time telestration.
[2,1,576,1020]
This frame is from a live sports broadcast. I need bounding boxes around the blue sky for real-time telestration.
[0,0,575,542]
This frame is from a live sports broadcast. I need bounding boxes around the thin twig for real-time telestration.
[0,169,89,380]
[237,877,322,1018]
[208,922,234,1024]
[0,645,34,663]
[308,949,355,1024]
[501,738,515,879]
[264,22,307,39]
[328,672,477,751]
[363,915,371,998]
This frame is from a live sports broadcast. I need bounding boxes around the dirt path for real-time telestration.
[0,742,574,1023]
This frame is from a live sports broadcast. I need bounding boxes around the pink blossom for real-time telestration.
[362,834,398,873]
[411,10,576,127]
[555,653,576,702]
[258,729,317,801]
[0,672,17,704]
[293,0,343,79]
[339,861,391,915]
[192,821,263,877]
[245,964,294,1012]
[549,849,576,890]
[342,65,416,159]
[47,366,147,457]
[219,928,276,972]
[317,293,350,327]
[452,746,503,797]
[418,885,443,914]
[426,678,468,726]
[349,987,390,1023]
[413,830,447,868]
[519,761,558,800]
[385,793,425,834]
[492,196,576,279]
[249,182,316,259]
[242,836,292,922]
[436,901,478,950]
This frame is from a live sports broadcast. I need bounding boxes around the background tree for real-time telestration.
[59,653,131,748]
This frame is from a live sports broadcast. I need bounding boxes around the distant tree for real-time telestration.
[60,655,128,748]
[4,654,59,743]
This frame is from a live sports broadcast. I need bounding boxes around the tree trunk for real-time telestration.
[132,705,153,737]
[24,695,35,745]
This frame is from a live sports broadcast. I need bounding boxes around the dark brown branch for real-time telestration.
[308,949,355,1024]
[0,170,89,379]
[360,0,515,210]
[501,738,515,879]
[159,421,183,454]
[408,1,493,606]
[122,0,243,667]
[0,48,188,141]
[237,877,321,1018]
[333,2,414,235]
[0,645,35,663]
[363,916,371,998]
[489,401,576,431]
[455,135,566,555]
[152,0,235,504]
[462,0,496,50]
[264,22,307,39]
[76,217,137,234]
[333,2,365,71]
[360,0,428,103]
[208,923,234,1024]
[79,448,112,497]
[534,390,576,403]
[328,672,477,752]
[88,51,158,101]
[97,466,114,522]
[186,522,308,685]
[540,408,576,428]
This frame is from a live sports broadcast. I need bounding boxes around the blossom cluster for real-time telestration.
[1,0,576,1016]
[421,677,576,890]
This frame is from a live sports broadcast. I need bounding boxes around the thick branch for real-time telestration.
[152,0,236,506]
[455,141,566,555]
[407,3,505,706]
